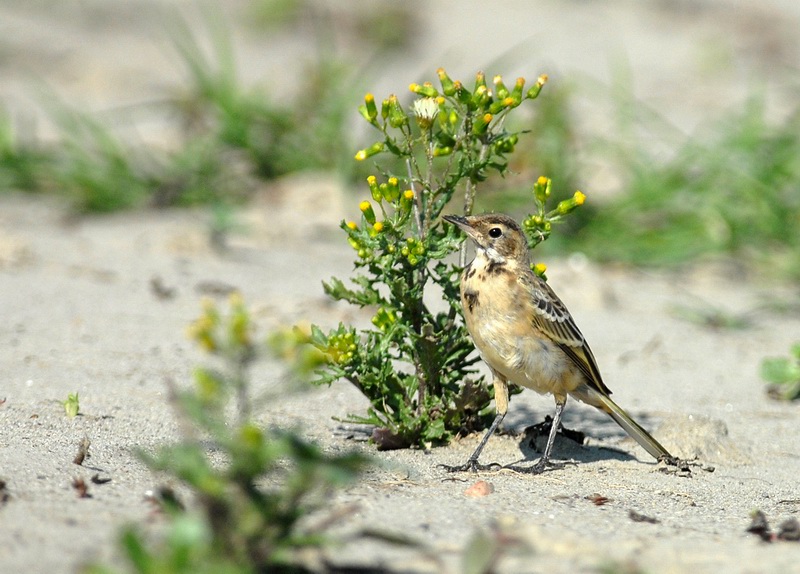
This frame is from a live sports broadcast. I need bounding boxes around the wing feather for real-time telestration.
[523,272,612,396]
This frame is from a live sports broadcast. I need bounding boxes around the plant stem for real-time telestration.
[406,157,423,237]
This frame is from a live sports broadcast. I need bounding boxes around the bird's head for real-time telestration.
[443,213,529,264]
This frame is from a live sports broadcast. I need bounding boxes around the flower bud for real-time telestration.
[400,189,414,211]
[526,74,548,100]
[355,141,384,161]
[472,85,490,108]
[437,68,456,96]
[473,71,487,92]
[492,75,509,100]
[360,200,376,224]
[409,82,438,98]
[510,77,526,104]
[556,190,586,215]
[387,95,407,128]
[532,262,548,279]
[489,97,514,114]
[359,93,378,123]
[371,307,397,331]
[367,175,381,201]
[472,112,493,135]
[453,80,472,106]
[534,176,551,203]
[382,177,400,202]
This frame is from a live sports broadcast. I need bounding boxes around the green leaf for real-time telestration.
[323,276,382,306]
[760,357,800,385]
[309,324,328,348]
[62,392,80,418]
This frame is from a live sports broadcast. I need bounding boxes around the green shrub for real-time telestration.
[307,69,585,449]
[91,295,367,574]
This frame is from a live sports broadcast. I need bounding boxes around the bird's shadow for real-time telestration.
[501,403,662,468]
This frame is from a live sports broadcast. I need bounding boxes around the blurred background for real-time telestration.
[2,0,800,277]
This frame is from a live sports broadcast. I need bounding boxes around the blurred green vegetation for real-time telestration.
[0,5,387,213]
[90,296,369,574]
[761,343,800,401]
[1,3,800,282]
[570,96,800,280]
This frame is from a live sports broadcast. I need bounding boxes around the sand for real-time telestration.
[1,1,799,572]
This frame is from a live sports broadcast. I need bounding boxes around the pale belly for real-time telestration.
[468,299,584,398]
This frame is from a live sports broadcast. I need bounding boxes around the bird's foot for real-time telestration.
[521,458,565,475]
[440,459,502,473]
[656,455,713,477]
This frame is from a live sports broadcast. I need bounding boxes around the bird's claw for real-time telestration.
[522,458,565,474]
[440,459,502,473]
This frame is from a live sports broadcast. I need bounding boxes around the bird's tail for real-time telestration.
[582,387,672,461]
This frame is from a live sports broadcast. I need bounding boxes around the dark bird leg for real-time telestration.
[528,399,566,474]
[442,375,508,472]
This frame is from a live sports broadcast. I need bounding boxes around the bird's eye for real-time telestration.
[488,227,503,238]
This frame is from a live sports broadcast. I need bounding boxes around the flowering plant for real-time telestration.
[309,69,584,448]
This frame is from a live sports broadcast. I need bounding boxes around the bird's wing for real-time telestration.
[524,273,612,396]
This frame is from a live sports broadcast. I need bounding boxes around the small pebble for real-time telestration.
[464,480,494,497]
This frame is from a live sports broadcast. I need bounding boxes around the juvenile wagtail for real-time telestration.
[442,213,673,473]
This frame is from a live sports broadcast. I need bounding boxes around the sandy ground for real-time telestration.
[2,1,800,573]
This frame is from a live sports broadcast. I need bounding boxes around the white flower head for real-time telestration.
[412,97,439,128]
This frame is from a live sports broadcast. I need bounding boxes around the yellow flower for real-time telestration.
[360,200,376,224]
[363,93,378,121]
[354,141,384,161]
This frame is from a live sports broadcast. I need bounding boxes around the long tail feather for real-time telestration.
[586,389,672,460]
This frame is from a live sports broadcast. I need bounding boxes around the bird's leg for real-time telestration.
[442,376,508,472]
[528,398,566,474]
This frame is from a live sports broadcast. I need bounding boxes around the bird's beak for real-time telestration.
[443,214,479,241]
[443,214,470,230]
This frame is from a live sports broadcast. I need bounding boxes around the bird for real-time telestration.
[442,213,673,473]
